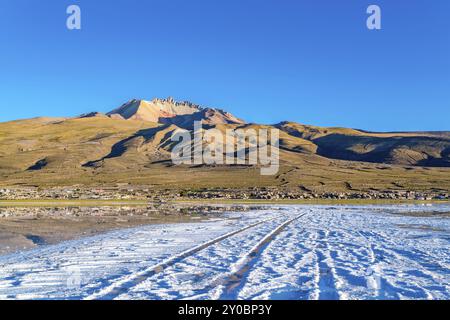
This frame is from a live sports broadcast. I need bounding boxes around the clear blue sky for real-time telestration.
[0,0,449,131]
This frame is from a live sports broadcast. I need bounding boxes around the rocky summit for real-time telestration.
[104,97,244,128]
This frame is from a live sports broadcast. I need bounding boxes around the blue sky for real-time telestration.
[0,0,449,131]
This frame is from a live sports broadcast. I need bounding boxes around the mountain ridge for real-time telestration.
[0,98,449,192]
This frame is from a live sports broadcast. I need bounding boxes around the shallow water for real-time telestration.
[0,205,236,255]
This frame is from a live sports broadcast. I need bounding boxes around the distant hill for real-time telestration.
[275,122,450,167]
[0,98,448,193]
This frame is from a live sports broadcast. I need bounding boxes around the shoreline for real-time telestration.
[1,202,448,257]
[0,205,231,256]
[0,198,449,207]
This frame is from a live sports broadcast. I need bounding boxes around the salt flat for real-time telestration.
[0,205,448,300]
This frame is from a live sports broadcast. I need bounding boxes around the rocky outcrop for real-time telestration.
[106,97,245,128]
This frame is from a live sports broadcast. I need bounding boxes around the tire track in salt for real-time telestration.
[305,211,351,300]
[314,230,342,300]
[357,230,439,299]
[215,211,310,300]
[85,215,283,300]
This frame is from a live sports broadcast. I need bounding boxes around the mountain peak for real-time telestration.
[106,97,245,128]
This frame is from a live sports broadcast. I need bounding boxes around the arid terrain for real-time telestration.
[0,98,449,199]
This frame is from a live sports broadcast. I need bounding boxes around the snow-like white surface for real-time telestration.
[0,205,448,300]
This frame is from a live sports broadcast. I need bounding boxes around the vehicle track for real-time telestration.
[85,214,285,300]
[215,211,310,300]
